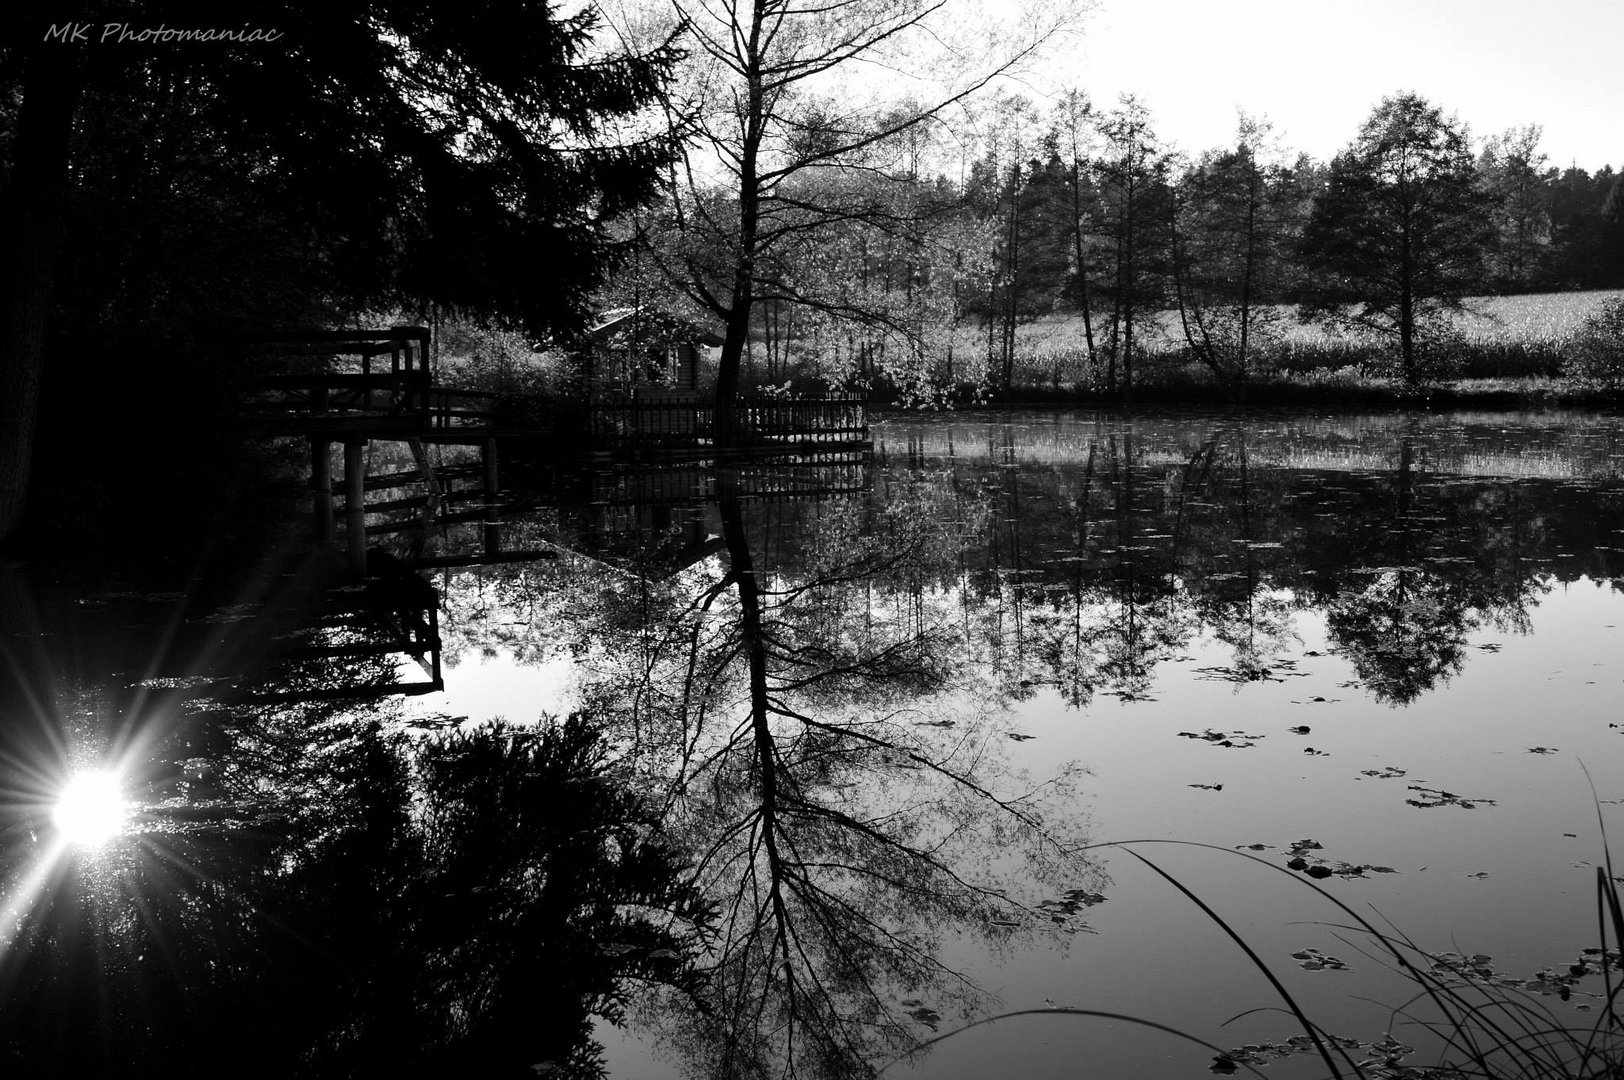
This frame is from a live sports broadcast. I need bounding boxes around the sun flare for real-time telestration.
[53,770,130,846]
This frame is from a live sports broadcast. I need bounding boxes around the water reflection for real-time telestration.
[432,475,1104,1077]
[0,555,707,1079]
[5,410,1624,1078]
[875,413,1618,707]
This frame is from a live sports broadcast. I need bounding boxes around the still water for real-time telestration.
[4,408,1623,1079]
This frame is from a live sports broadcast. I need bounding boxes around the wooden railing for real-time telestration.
[424,387,503,432]
[581,393,868,452]
[241,327,436,431]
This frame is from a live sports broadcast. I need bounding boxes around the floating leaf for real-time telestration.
[907,1006,942,1031]
[1178,728,1262,748]
[1291,947,1349,970]
[1407,785,1497,810]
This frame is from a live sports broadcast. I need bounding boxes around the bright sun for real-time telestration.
[53,770,130,846]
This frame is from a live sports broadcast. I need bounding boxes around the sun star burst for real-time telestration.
[53,769,130,847]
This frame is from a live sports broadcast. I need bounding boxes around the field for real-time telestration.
[952,289,1624,393]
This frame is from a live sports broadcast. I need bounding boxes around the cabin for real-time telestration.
[585,308,725,403]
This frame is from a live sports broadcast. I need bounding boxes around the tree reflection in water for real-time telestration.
[668,482,1098,1078]
[882,419,1564,709]
[445,477,1104,1078]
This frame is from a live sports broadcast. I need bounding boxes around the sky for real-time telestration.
[1046,0,1621,171]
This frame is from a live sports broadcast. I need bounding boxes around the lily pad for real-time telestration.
[1291,947,1349,970]
[1178,728,1263,748]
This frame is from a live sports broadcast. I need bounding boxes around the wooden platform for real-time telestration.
[237,328,874,572]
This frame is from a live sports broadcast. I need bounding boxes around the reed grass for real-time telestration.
[892,824,1624,1079]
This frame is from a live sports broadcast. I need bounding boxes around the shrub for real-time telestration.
[1563,297,1624,393]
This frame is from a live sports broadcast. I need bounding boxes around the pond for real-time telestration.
[3,407,1623,1079]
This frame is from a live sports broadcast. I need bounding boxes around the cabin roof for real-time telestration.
[588,307,724,347]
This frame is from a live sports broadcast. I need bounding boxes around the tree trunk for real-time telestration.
[1121,162,1136,396]
[1398,190,1417,384]
[0,42,81,544]
[1237,160,1259,395]
[1068,162,1097,376]
[711,4,767,445]
[1002,163,1021,390]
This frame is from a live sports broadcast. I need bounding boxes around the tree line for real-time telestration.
[627,85,1624,401]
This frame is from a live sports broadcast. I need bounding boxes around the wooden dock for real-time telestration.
[239,327,873,573]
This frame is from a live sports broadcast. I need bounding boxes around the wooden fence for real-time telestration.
[580,393,868,453]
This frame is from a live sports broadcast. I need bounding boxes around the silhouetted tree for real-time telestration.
[1092,96,1173,395]
[1297,93,1495,386]
[638,0,1075,432]
[1171,115,1305,395]
[1478,124,1551,290]
[1050,89,1102,377]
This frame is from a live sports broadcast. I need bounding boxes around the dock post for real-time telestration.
[311,438,333,542]
[482,437,502,555]
[310,380,334,542]
[345,437,367,574]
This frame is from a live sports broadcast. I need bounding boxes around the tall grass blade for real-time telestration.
[878,1008,1277,1078]
[1120,847,1360,1079]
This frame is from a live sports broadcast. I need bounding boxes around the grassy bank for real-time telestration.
[919,374,1624,411]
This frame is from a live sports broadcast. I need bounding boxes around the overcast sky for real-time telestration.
[1048,0,1620,171]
